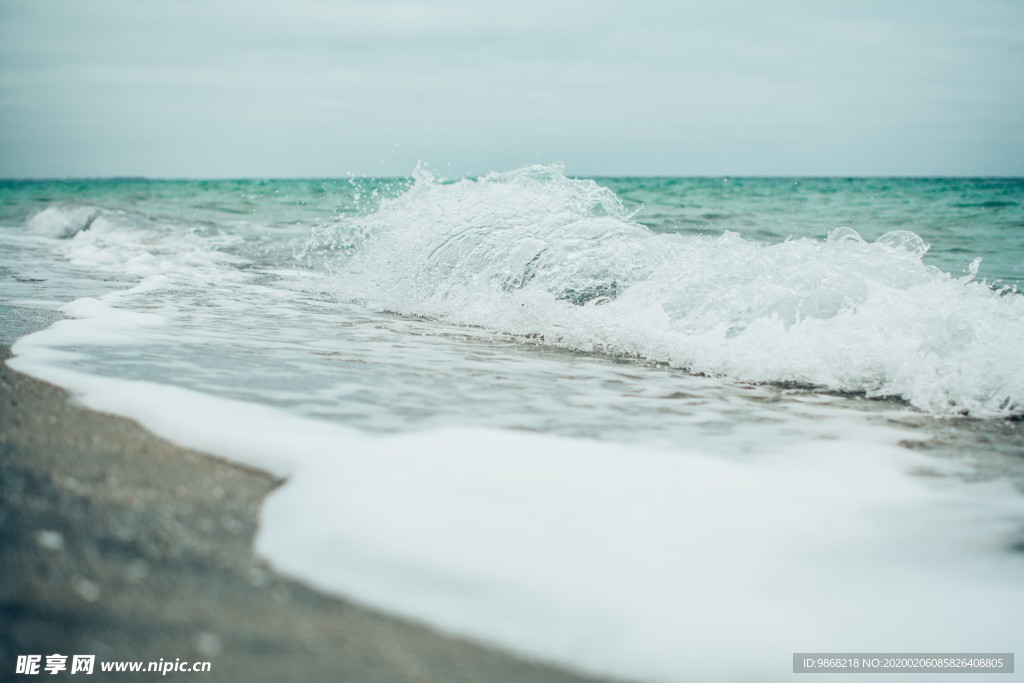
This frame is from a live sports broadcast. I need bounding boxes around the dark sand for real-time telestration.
[0,348,613,682]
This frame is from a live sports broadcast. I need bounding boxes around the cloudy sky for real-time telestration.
[1,0,1021,178]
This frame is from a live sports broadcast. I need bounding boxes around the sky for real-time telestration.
[1,0,1022,178]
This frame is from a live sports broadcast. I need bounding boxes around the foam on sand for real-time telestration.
[10,306,1024,683]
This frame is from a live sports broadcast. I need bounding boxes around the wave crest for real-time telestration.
[27,204,102,238]
[323,164,1024,417]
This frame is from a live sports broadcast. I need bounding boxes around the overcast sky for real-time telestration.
[1,0,1022,178]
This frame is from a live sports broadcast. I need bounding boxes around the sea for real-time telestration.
[2,166,1023,682]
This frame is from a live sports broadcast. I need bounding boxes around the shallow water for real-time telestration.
[2,168,1023,682]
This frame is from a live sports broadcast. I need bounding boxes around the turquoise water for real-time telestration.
[2,170,1023,418]
[2,176,1022,285]
[608,177,1024,287]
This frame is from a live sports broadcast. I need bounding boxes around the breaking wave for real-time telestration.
[319,164,1024,417]
[27,204,102,238]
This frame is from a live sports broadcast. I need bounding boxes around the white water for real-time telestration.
[324,165,1024,417]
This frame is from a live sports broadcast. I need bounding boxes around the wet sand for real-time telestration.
[0,348,614,683]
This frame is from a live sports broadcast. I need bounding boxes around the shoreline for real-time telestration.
[0,347,612,683]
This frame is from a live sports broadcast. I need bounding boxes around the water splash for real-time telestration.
[27,204,102,238]
[322,164,1024,417]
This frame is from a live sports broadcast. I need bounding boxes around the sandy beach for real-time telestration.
[0,347,613,683]
[2,2,1022,680]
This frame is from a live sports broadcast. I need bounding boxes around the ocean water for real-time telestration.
[2,167,1023,681]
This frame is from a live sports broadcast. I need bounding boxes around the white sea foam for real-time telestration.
[9,328,1024,683]
[54,211,246,286]
[260,430,1024,683]
[323,164,1024,417]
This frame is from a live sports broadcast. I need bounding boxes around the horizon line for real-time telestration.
[2,173,1023,182]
